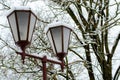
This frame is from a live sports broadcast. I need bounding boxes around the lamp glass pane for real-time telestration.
[8,13,19,42]
[28,14,36,41]
[51,27,62,53]
[17,12,29,40]
[47,31,56,54]
[63,27,70,53]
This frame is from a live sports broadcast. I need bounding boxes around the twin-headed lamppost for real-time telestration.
[7,8,72,80]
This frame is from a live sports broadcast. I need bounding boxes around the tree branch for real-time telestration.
[111,33,120,57]
[113,65,120,80]
[66,6,84,33]
[69,48,84,60]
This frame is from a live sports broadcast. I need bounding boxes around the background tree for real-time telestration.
[0,0,120,80]
[50,0,120,80]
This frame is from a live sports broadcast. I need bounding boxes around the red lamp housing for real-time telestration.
[45,22,72,61]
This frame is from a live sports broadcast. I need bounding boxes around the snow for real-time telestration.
[0,0,120,80]
[29,53,61,63]
[44,21,73,33]
[12,6,30,10]
[46,55,61,63]
[6,6,35,16]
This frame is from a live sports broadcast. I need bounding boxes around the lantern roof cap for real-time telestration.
[7,6,35,17]
[44,21,73,33]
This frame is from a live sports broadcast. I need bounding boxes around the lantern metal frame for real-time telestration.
[7,10,37,50]
[46,26,72,61]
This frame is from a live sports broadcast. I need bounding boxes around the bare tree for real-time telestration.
[48,0,120,80]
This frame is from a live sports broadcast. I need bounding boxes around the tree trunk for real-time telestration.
[85,45,95,80]
[102,60,112,80]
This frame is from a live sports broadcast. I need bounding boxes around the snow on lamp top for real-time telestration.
[44,21,73,33]
[7,6,34,16]
[7,6,37,16]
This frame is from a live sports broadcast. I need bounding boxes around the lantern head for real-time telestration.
[7,7,37,50]
[45,22,72,61]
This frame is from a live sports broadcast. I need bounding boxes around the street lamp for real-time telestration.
[7,8,37,49]
[7,8,37,63]
[7,8,72,80]
[45,22,72,61]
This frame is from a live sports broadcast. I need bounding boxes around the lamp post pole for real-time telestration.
[16,52,64,80]
[42,56,47,80]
